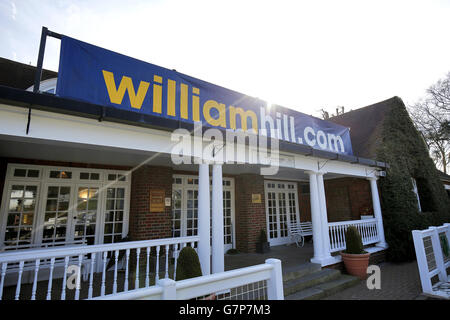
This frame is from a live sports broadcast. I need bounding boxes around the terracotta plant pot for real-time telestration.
[340,251,371,280]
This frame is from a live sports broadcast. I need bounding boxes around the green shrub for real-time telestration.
[175,247,202,281]
[258,229,268,243]
[226,248,239,255]
[344,226,366,254]
[383,211,431,262]
[374,97,450,262]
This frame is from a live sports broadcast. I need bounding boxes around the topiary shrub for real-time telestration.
[226,248,239,255]
[175,246,202,281]
[259,229,268,243]
[344,226,366,254]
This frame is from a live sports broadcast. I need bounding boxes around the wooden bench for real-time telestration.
[0,240,91,284]
[287,222,313,247]
[412,224,450,299]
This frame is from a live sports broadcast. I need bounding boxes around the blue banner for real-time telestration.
[56,36,353,155]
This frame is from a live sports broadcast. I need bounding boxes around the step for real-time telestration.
[283,268,341,296]
[282,263,322,283]
[285,275,360,300]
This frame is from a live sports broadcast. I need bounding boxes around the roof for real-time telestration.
[437,169,450,182]
[328,97,404,159]
[0,57,57,90]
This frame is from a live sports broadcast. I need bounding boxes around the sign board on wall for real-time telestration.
[149,189,165,213]
[252,194,262,204]
[56,36,353,156]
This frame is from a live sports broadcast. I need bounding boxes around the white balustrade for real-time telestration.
[412,224,450,299]
[92,258,284,300]
[328,218,380,253]
[0,236,199,300]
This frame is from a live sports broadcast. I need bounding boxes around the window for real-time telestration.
[104,187,125,243]
[4,184,38,248]
[80,172,100,180]
[411,178,422,212]
[13,168,40,178]
[107,173,126,182]
[2,164,130,249]
[49,170,72,179]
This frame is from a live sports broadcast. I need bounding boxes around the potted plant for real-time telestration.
[256,229,270,254]
[340,226,370,280]
[176,246,216,300]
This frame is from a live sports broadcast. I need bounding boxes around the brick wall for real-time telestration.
[297,177,373,223]
[235,174,266,253]
[325,178,373,222]
[298,182,311,221]
[129,165,173,241]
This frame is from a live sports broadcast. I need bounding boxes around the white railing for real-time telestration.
[92,258,284,300]
[412,224,449,299]
[328,218,379,252]
[0,236,199,300]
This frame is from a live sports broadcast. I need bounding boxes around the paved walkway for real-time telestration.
[323,260,423,300]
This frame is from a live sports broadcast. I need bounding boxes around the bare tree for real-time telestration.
[409,72,450,173]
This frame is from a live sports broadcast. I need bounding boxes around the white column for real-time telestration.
[265,259,284,300]
[212,164,224,274]
[198,163,211,275]
[306,171,325,264]
[368,177,387,248]
[157,278,177,300]
[317,173,333,264]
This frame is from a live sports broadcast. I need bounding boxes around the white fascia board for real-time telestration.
[0,104,175,154]
[0,104,377,178]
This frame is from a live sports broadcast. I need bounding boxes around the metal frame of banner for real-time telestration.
[33,27,63,93]
[27,26,63,134]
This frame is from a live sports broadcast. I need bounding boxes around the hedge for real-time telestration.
[375,97,450,262]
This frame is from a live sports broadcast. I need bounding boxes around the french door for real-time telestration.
[0,164,130,249]
[1,182,40,249]
[171,175,235,252]
[36,183,102,245]
[264,181,300,246]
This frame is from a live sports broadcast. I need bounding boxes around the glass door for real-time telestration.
[73,185,100,245]
[1,182,39,249]
[103,186,126,244]
[223,188,233,252]
[171,175,235,251]
[265,181,300,246]
[40,184,72,245]
[185,188,199,236]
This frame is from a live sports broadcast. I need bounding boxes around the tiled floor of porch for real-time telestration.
[225,242,314,273]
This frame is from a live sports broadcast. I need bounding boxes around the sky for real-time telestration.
[1,0,450,117]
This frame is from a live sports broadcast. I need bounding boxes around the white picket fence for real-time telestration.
[0,236,199,300]
[328,218,379,252]
[92,258,284,300]
[412,223,450,299]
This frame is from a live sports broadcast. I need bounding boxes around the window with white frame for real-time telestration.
[411,177,422,212]
[171,175,235,251]
[0,164,130,249]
